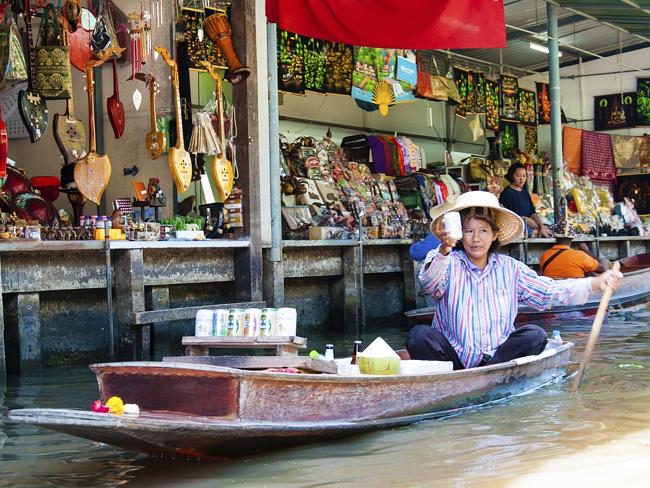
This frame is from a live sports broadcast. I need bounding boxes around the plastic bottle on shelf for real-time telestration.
[324,344,334,361]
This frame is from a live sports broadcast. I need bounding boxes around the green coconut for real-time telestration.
[357,337,401,375]
[358,355,401,375]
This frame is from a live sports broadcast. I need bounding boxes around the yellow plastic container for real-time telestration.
[93,229,126,240]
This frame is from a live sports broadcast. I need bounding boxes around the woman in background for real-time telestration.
[499,162,550,238]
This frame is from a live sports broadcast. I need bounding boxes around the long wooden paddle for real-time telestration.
[572,261,621,391]
[74,58,112,205]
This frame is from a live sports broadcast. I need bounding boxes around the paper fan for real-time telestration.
[372,80,395,116]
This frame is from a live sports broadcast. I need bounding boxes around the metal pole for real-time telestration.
[547,2,563,226]
[357,210,365,337]
[267,22,282,262]
[104,220,114,360]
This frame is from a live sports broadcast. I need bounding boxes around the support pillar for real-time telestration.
[401,247,418,310]
[263,253,285,308]
[146,285,170,359]
[11,293,41,373]
[0,257,4,379]
[232,0,263,303]
[114,249,145,360]
[547,3,563,224]
[342,247,361,334]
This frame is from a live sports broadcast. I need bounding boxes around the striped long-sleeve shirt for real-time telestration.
[419,247,593,368]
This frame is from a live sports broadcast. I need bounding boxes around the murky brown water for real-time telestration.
[1,305,649,487]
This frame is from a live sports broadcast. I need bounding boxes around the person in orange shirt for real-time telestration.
[539,235,611,279]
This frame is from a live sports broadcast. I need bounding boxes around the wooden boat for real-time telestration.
[406,252,650,326]
[7,343,572,460]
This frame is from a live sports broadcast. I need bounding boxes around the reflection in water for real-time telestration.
[1,307,649,487]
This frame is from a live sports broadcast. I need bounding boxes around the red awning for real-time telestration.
[266,0,505,49]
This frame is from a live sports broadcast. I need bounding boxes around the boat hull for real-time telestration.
[8,345,572,459]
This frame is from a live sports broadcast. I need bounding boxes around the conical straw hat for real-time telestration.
[430,191,524,245]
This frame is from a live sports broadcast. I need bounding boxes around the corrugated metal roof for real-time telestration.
[450,0,650,73]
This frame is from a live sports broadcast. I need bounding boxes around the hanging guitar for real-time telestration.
[201,61,234,201]
[54,13,87,165]
[73,58,112,205]
[156,47,192,193]
[17,0,48,143]
[106,59,125,138]
[134,72,165,159]
[65,4,95,72]
[53,78,86,165]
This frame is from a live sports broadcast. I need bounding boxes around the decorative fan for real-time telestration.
[372,80,395,116]
[1,166,33,210]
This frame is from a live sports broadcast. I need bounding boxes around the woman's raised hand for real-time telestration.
[439,231,458,256]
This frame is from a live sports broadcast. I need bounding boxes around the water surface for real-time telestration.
[1,306,649,487]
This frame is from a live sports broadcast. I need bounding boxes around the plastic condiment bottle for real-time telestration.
[324,344,334,361]
[351,340,362,365]
[547,330,563,349]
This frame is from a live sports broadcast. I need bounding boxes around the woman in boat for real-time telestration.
[499,162,551,238]
[406,191,622,370]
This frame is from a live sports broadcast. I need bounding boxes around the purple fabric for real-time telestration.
[581,130,617,181]
[367,136,391,175]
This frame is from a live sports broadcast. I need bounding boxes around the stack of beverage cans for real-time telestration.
[194,307,298,337]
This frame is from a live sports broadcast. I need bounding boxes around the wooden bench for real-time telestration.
[181,335,307,357]
[133,301,266,359]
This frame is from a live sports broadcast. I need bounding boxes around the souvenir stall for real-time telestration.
[0,0,263,376]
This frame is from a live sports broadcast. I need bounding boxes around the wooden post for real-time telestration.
[263,252,285,307]
[146,285,171,360]
[11,293,41,373]
[401,247,417,310]
[342,246,360,333]
[231,0,262,303]
[114,249,145,360]
[0,257,4,378]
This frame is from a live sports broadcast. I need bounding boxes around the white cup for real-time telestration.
[443,212,463,241]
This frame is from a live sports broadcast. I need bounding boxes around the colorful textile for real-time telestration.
[562,126,583,175]
[266,0,506,50]
[611,134,640,169]
[367,136,392,175]
[539,245,599,279]
[581,130,617,181]
[419,248,593,368]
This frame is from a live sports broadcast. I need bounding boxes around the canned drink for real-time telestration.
[227,309,245,336]
[259,308,277,337]
[276,307,297,336]
[243,308,261,336]
[443,211,463,240]
[213,309,230,336]
[194,309,214,336]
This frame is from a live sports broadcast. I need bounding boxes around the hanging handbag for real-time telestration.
[33,4,72,100]
[0,10,28,86]
[415,51,449,101]
[91,0,119,56]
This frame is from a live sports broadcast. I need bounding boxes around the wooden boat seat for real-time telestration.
[181,335,307,357]
[132,301,266,360]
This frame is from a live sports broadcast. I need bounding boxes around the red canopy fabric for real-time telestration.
[266,0,505,49]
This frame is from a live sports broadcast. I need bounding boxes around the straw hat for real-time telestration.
[430,191,525,245]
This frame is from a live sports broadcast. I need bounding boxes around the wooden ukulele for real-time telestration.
[107,59,125,138]
[134,72,166,160]
[53,65,87,165]
[73,59,112,205]
[201,62,234,201]
[17,0,48,143]
[156,47,192,193]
